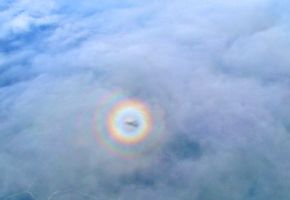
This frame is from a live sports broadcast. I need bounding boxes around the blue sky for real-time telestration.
[1,0,290,199]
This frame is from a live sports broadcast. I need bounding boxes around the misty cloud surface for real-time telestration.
[1,0,290,199]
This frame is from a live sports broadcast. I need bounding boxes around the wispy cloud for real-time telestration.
[1,0,290,199]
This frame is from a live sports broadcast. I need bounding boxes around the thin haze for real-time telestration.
[0,0,290,199]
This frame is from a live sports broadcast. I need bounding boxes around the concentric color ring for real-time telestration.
[94,91,165,157]
[107,99,152,145]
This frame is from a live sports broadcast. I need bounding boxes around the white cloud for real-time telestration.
[0,0,290,199]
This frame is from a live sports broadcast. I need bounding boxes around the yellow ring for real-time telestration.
[106,99,152,145]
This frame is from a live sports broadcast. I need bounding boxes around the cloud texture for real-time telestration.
[1,0,290,199]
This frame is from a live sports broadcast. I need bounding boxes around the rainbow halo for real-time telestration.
[107,99,152,145]
[94,91,164,157]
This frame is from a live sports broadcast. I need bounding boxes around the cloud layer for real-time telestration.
[1,0,290,199]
